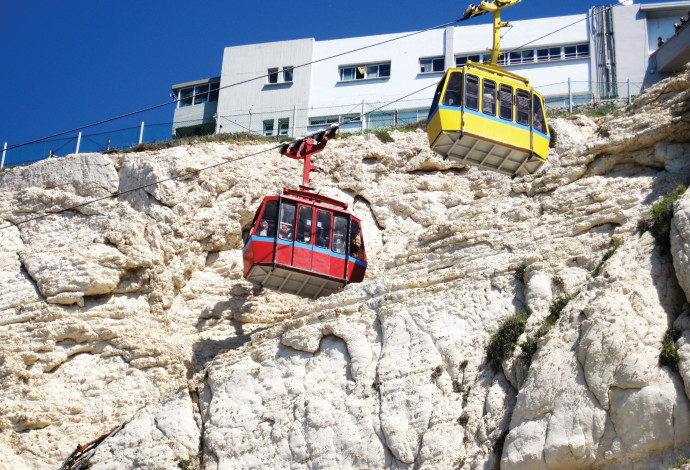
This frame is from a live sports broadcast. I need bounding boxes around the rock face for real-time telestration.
[1,69,690,470]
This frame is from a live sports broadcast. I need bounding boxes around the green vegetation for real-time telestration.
[660,327,682,372]
[639,185,688,249]
[458,412,469,426]
[665,455,690,469]
[519,293,577,368]
[487,311,529,370]
[519,339,538,367]
[514,264,527,283]
[592,242,622,278]
[548,123,557,148]
[373,129,395,143]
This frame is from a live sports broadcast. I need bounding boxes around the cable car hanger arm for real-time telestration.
[462,0,522,65]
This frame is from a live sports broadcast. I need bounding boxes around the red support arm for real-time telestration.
[280,126,338,190]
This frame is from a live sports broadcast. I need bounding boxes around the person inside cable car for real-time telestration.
[297,219,311,243]
[279,222,293,240]
[258,220,271,237]
[533,110,545,133]
[350,225,363,260]
[333,230,345,253]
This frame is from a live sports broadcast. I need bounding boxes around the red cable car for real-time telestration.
[242,125,367,298]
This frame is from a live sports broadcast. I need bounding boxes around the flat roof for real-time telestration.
[640,1,690,12]
[172,77,220,90]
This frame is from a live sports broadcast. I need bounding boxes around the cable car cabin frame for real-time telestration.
[426,61,550,177]
[242,189,367,298]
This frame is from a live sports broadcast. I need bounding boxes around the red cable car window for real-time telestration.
[349,220,365,261]
[296,205,313,244]
[332,215,347,254]
[516,89,530,126]
[278,202,296,241]
[256,200,277,237]
[499,84,513,121]
[465,74,479,110]
[482,79,496,116]
[315,211,332,249]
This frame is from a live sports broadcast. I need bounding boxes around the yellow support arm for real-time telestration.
[462,0,522,65]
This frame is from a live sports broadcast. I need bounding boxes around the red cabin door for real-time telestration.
[293,204,314,271]
[276,201,296,266]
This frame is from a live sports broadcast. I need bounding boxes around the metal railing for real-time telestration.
[0,78,656,170]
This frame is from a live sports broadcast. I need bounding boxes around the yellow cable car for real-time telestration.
[426,0,550,176]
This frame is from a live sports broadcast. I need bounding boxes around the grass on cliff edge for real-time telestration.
[639,185,688,250]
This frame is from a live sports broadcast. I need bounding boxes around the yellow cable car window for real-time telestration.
[465,74,479,111]
[442,72,463,107]
[427,75,447,120]
[516,89,530,126]
[499,84,513,121]
[532,95,547,134]
[482,79,496,116]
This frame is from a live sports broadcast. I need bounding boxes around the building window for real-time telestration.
[177,82,219,108]
[268,68,279,84]
[263,119,274,136]
[283,66,294,82]
[420,57,445,73]
[278,118,289,136]
[339,62,391,81]
[457,43,588,68]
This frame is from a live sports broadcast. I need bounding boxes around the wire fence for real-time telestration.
[0,78,653,170]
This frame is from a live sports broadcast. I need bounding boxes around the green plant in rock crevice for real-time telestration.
[486,311,529,370]
[640,185,687,250]
[660,327,682,372]
[592,241,622,278]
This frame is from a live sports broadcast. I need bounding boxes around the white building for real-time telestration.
[171,1,690,138]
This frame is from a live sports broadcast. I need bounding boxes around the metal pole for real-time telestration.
[292,105,296,138]
[361,100,365,133]
[107,138,111,152]
[568,77,573,113]
[627,79,631,104]
[139,121,145,145]
[76,132,82,154]
[1,142,6,169]
[277,120,281,142]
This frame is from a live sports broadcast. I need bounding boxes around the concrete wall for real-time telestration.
[217,38,314,135]
[172,102,217,136]
[612,4,650,87]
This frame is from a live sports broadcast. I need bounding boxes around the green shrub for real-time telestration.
[487,312,529,370]
[592,242,622,278]
[534,295,573,339]
[548,123,557,148]
[372,129,394,143]
[514,264,526,283]
[665,455,690,469]
[660,327,681,372]
[641,185,687,249]
[520,339,538,367]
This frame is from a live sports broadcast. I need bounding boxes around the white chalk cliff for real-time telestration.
[1,68,690,470]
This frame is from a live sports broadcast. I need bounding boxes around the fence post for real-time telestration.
[139,121,145,145]
[361,100,365,133]
[568,77,573,113]
[292,105,296,138]
[107,139,111,152]
[1,142,6,169]
[76,132,82,154]
[627,79,631,104]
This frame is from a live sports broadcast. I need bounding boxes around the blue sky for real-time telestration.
[0,0,673,164]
